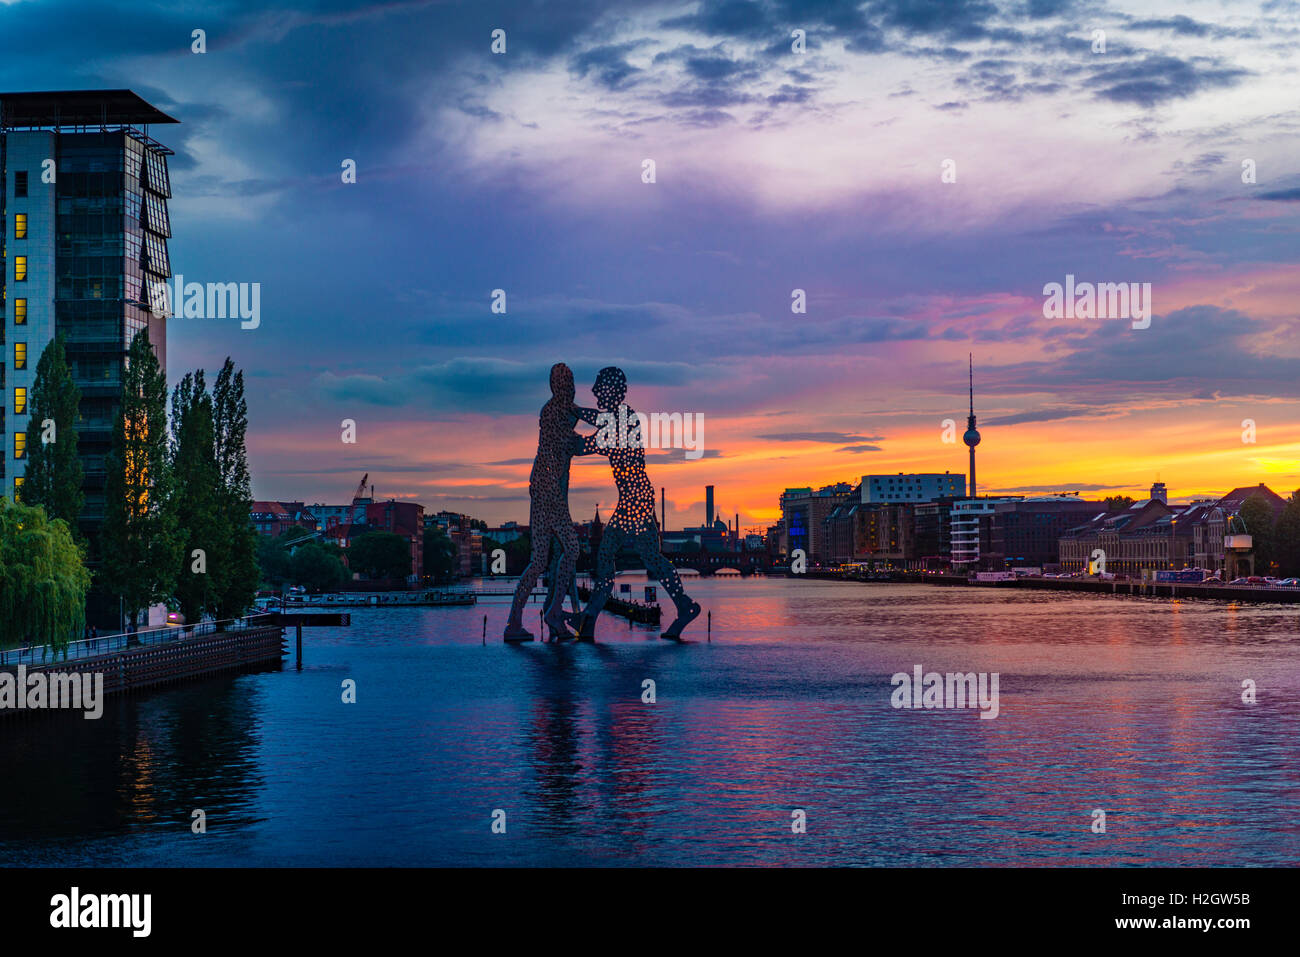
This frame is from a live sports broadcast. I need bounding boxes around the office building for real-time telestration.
[863,472,965,504]
[781,483,854,563]
[1,90,176,526]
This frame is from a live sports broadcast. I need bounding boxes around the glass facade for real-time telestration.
[0,115,173,524]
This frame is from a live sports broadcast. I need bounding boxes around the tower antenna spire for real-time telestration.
[968,352,974,417]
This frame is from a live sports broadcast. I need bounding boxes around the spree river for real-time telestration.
[2,577,1298,867]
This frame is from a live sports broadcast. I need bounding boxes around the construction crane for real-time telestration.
[351,473,369,526]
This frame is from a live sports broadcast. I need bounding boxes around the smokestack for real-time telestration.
[706,485,714,527]
[735,512,739,546]
[661,487,666,531]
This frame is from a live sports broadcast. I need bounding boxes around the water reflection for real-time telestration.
[1,579,1298,866]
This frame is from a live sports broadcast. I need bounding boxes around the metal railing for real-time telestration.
[0,614,277,667]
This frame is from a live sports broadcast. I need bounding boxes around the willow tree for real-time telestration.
[0,498,91,654]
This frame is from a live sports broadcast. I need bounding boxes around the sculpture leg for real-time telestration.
[543,522,580,639]
[635,527,700,639]
[504,522,552,640]
[578,525,623,639]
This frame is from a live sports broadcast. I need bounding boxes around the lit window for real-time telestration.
[13,388,26,415]
[14,213,26,239]
[14,433,26,459]
[14,343,26,369]
[14,256,26,282]
[13,477,23,500]
[13,299,26,325]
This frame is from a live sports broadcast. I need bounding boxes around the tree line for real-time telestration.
[3,331,259,650]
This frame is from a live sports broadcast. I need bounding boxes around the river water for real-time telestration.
[2,577,1297,866]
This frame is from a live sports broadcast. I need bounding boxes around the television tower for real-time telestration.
[963,354,981,498]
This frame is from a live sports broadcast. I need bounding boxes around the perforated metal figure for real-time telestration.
[504,363,582,642]
[572,367,701,639]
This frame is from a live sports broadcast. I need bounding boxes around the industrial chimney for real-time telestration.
[706,485,714,527]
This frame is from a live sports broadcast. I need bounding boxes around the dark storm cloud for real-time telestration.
[316,357,712,411]
[1126,14,1259,40]
[1256,187,1300,201]
[1087,54,1250,107]
[661,0,777,38]
[870,0,1002,40]
[570,41,648,90]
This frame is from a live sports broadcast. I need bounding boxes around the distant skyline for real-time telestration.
[5,0,1297,527]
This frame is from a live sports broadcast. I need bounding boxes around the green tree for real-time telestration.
[347,531,412,581]
[19,336,84,535]
[212,359,259,622]
[423,525,456,583]
[483,532,531,574]
[1104,495,1135,512]
[257,527,318,588]
[1273,489,1300,577]
[99,331,182,627]
[1239,493,1278,575]
[289,541,348,592]
[0,497,91,654]
[170,371,226,626]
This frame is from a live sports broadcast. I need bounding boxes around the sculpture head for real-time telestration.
[549,362,575,401]
[593,366,626,412]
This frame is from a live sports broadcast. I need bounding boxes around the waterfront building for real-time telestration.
[1,90,177,526]
[485,521,527,544]
[781,483,853,564]
[823,490,916,567]
[1058,483,1287,576]
[251,501,318,538]
[766,520,785,556]
[863,472,965,504]
[986,496,1106,569]
[324,499,424,582]
[913,499,959,568]
[950,497,1020,569]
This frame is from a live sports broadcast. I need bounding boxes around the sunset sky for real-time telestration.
[5,0,1298,529]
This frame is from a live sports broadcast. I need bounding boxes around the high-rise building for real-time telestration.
[780,483,853,563]
[1,90,177,528]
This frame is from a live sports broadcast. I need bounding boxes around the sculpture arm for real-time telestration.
[572,404,603,426]
[573,431,608,457]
